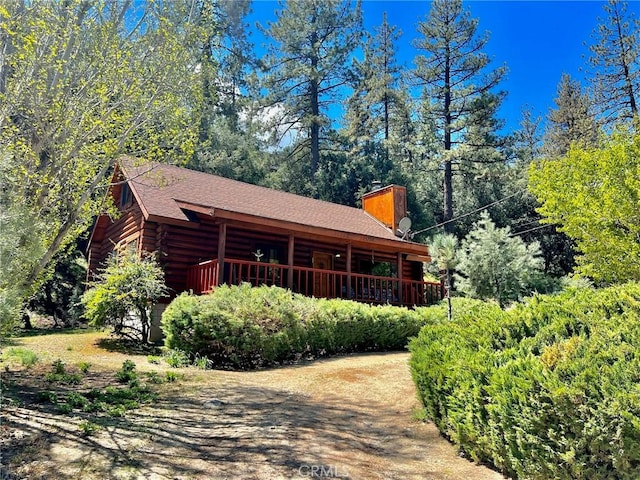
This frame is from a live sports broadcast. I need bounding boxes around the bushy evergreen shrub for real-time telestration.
[161,284,426,369]
[409,284,640,479]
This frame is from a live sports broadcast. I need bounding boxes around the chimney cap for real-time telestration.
[371,180,382,191]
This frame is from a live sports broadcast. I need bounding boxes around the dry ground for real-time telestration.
[0,330,505,480]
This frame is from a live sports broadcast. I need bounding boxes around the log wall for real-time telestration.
[88,203,146,279]
[89,207,425,295]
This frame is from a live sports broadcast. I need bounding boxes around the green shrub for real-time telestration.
[57,403,73,414]
[193,353,212,370]
[145,371,164,384]
[146,355,162,365]
[164,349,190,368]
[36,390,58,404]
[409,284,640,479]
[52,359,66,375]
[81,249,168,343]
[65,392,90,410]
[161,284,427,369]
[78,361,91,373]
[115,360,137,383]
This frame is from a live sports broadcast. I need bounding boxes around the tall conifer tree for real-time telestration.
[413,0,506,233]
[261,0,362,190]
[543,74,600,157]
[588,0,640,126]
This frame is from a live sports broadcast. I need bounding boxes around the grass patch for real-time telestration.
[16,326,97,338]
[78,361,91,373]
[79,420,101,436]
[1,347,40,368]
[164,349,190,368]
[35,360,161,419]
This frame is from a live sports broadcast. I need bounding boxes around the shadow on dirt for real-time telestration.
[95,338,162,356]
[2,380,416,479]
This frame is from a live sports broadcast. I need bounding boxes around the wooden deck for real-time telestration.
[186,258,441,307]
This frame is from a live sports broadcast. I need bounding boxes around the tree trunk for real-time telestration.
[310,70,320,176]
[446,269,452,322]
[443,49,454,233]
[22,310,32,330]
[613,3,638,118]
[139,307,150,344]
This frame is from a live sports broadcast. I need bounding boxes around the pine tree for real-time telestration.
[543,74,601,157]
[260,0,362,187]
[413,0,506,233]
[190,0,269,184]
[213,0,257,123]
[588,0,640,126]
[346,13,404,148]
[428,233,458,321]
[455,212,544,306]
[513,106,542,166]
[506,107,576,277]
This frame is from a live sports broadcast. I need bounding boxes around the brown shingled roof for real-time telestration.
[122,161,422,247]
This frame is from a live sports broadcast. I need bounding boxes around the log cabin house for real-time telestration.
[87,161,441,317]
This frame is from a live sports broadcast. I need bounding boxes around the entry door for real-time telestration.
[312,251,333,298]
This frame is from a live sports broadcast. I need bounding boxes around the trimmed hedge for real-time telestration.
[409,284,640,479]
[161,283,428,369]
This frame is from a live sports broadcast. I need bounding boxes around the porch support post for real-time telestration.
[217,222,227,285]
[287,234,295,289]
[346,243,352,299]
[397,252,404,306]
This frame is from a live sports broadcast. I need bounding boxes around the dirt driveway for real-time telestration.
[1,332,505,479]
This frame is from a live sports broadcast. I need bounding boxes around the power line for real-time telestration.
[509,223,554,237]
[412,189,527,236]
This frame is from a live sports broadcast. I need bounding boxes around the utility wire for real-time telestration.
[509,223,554,237]
[412,189,527,236]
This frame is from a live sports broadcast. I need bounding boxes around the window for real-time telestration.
[254,244,284,264]
[120,184,133,209]
[359,259,397,277]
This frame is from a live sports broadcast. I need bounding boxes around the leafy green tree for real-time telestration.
[260,0,362,189]
[428,233,458,320]
[0,1,201,325]
[455,212,544,306]
[543,74,601,157]
[82,250,168,343]
[587,0,640,126]
[413,0,506,233]
[529,133,640,284]
[0,149,46,333]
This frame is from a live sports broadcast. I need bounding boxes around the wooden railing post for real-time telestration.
[346,243,352,299]
[217,222,227,286]
[397,252,403,306]
[186,257,442,306]
[288,234,295,290]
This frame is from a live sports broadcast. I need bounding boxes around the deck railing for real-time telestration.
[185,258,442,307]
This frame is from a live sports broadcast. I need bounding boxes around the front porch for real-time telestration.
[185,258,442,307]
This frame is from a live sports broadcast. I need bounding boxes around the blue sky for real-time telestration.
[249,1,640,134]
